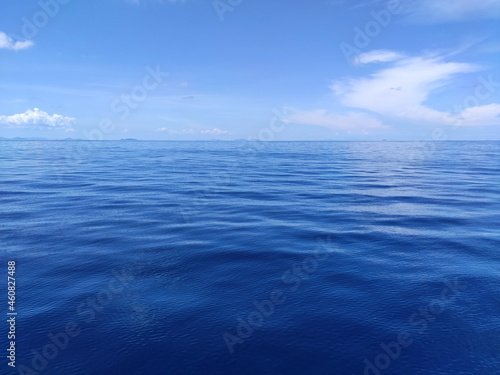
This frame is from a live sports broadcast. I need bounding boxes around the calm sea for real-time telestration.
[1,141,499,375]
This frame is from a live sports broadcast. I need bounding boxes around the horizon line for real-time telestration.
[1,138,500,142]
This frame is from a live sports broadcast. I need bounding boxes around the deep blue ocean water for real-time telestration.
[1,140,500,375]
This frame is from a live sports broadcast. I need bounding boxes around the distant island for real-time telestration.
[0,137,138,141]
[0,136,52,141]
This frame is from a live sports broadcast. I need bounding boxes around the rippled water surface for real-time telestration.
[1,141,500,375]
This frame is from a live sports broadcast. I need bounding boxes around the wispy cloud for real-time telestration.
[286,109,386,132]
[0,31,33,51]
[457,104,500,127]
[401,0,500,23]
[348,0,500,23]
[356,50,405,65]
[0,108,75,130]
[331,51,500,126]
[201,128,230,135]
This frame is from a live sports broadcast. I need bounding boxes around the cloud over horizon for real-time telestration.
[286,109,386,133]
[331,51,500,127]
[0,108,76,130]
[201,128,230,135]
[287,51,500,133]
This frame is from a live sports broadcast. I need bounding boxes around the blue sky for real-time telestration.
[1,0,500,140]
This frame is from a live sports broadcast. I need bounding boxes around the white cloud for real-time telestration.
[356,50,404,65]
[286,109,386,132]
[331,52,500,127]
[201,128,230,135]
[332,56,479,115]
[402,0,500,23]
[333,55,480,123]
[0,108,75,130]
[455,104,500,127]
[0,32,34,51]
